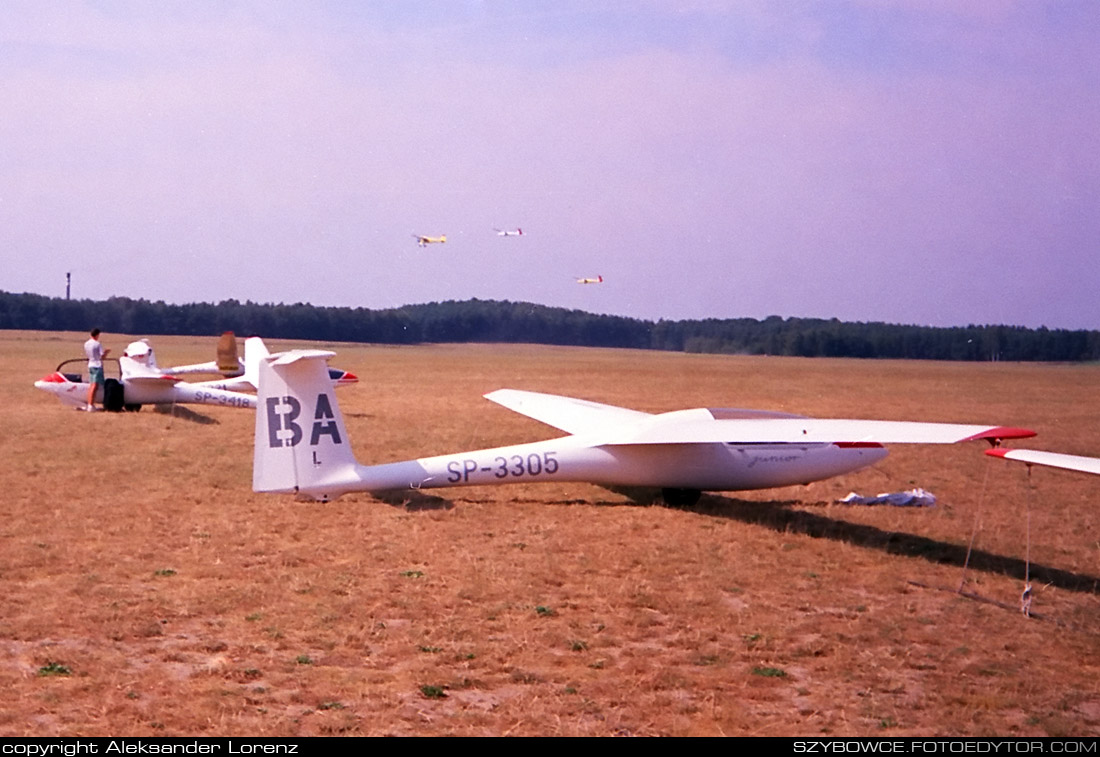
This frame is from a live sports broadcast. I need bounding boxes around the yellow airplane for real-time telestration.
[575,275,603,284]
[413,234,447,247]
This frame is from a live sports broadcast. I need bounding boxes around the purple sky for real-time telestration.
[3,2,1098,329]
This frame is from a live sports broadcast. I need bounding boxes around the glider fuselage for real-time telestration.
[297,436,887,501]
[34,371,257,409]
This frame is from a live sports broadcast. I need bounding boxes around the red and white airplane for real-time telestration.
[35,342,257,411]
[494,228,523,237]
[985,448,1100,476]
[576,275,603,285]
[413,234,446,247]
[252,350,1035,505]
[35,336,357,412]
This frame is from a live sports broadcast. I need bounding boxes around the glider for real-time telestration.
[494,228,523,237]
[195,337,358,392]
[35,354,256,411]
[413,234,447,247]
[576,276,603,285]
[985,448,1100,476]
[34,336,358,412]
[252,351,1035,504]
[158,331,245,377]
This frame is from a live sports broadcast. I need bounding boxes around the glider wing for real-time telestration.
[986,448,1100,476]
[484,389,651,436]
[597,416,1036,446]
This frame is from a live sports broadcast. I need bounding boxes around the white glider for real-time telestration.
[253,351,1035,504]
[35,336,358,412]
[576,276,603,285]
[36,341,258,411]
[159,331,244,377]
[197,337,358,392]
[985,448,1100,476]
[494,228,523,237]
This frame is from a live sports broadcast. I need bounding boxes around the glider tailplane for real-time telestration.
[253,350,362,501]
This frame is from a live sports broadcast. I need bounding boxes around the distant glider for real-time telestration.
[494,228,523,237]
[413,234,447,247]
[34,336,357,412]
[575,275,603,285]
[159,331,244,378]
[252,350,1035,505]
[35,340,257,411]
[985,448,1100,476]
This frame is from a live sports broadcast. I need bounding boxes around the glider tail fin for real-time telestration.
[242,336,270,389]
[216,331,240,375]
[253,350,361,501]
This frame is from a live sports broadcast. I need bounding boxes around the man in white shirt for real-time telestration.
[84,329,111,411]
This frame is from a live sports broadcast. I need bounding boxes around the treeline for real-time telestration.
[2,290,1098,362]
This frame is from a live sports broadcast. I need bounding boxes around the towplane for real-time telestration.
[413,234,447,247]
[253,351,1035,505]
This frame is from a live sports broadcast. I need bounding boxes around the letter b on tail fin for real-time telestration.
[253,350,359,498]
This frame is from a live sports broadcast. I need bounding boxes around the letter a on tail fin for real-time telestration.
[253,350,361,500]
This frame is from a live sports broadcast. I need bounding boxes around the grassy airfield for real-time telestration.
[2,329,1098,736]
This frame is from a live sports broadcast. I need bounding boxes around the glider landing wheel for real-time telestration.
[124,404,142,412]
[662,488,701,508]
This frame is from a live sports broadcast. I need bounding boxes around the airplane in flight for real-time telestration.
[413,234,447,247]
[985,448,1100,476]
[494,228,523,237]
[576,275,603,285]
[252,350,1035,505]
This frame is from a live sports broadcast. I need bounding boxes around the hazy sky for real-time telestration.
[3,1,1098,329]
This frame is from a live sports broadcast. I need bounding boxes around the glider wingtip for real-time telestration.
[984,448,1010,459]
[962,426,1037,443]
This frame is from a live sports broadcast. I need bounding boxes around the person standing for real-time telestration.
[84,328,110,411]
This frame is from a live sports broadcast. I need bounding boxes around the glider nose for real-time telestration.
[36,371,70,386]
[340,371,359,385]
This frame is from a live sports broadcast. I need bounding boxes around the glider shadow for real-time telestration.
[373,490,456,512]
[152,405,219,425]
[674,492,1100,595]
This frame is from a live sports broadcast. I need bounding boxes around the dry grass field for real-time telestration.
[2,329,1099,737]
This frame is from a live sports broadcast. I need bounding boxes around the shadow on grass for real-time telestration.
[152,404,219,425]
[373,490,455,512]
[680,492,1100,595]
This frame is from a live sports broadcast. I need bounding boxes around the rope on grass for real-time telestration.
[1021,463,1034,617]
[958,457,993,592]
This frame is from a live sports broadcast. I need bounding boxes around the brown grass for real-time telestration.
[2,330,1099,736]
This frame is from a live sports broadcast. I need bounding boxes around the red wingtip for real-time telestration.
[961,427,1037,443]
[984,448,1010,459]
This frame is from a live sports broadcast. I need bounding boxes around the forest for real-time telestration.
[2,290,1098,362]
